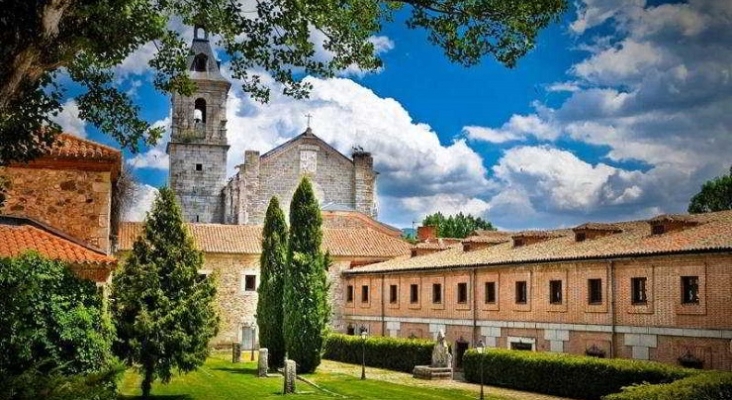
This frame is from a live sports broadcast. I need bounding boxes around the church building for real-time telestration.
[167,26,378,225]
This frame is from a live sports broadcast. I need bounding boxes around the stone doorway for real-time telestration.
[454,337,469,370]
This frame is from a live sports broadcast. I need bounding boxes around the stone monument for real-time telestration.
[232,343,241,363]
[412,330,453,380]
[258,348,269,377]
[283,359,296,394]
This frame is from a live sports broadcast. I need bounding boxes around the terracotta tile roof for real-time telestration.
[344,210,732,275]
[463,231,512,244]
[573,222,623,232]
[118,222,411,258]
[322,210,403,238]
[413,238,462,250]
[0,217,115,268]
[45,133,121,162]
[512,230,565,239]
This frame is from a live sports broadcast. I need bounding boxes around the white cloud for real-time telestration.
[464,114,559,144]
[126,117,171,170]
[49,99,87,137]
[123,183,159,222]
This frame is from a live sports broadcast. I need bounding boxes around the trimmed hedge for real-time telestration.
[603,371,732,400]
[323,334,433,373]
[463,349,696,400]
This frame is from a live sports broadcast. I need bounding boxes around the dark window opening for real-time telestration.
[244,275,256,291]
[511,342,533,351]
[514,238,525,247]
[194,98,207,123]
[588,279,603,304]
[457,282,468,304]
[485,282,496,304]
[576,232,587,242]
[193,54,208,72]
[195,163,203,171]
[651,224,665,235]
[681,276,699,304]
[432,283,442,304]
[195,215,199,223]
[346,285,354,302]
[346,324,355,335]
[678,352,703,369]
[515,281,527,304]
[631,277,648,304]
[389,284,398,304]
[585,345,606,358]
[549,280,563,304]
[361,285,369,303]
[410,284,419,304]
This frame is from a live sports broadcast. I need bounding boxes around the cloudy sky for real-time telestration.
[57,0,732,230]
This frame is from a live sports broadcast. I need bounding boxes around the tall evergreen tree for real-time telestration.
[110,187,218,398]
[257,196,288,369]
[284,177,330,373]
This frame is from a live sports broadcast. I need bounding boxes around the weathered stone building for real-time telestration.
[168,27,377,224]
[0,133,120,282]
[342,210,732,371]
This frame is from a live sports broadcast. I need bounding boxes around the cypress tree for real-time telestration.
[110,187,218,398]
[256,196,288,369]
[284,177,330,373]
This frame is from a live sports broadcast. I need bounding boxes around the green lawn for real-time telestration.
[118,354,501,399]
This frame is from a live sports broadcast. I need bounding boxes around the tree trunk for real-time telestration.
[141,362,154,399]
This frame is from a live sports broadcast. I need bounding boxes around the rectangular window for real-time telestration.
[244,275,256,291]
[389,284,398,304]
[485,282,496,304]
[346,285,354,302]
[410,284,419,304]
[588,279,603,304]
[549,280,563,304]
[195,163,203,171]
[651,224,665,235]
[432,283,442,304]
[681,276,699,304]
[361,285,369,303]
[457,282,468,304]
[515,281,527,304]
[631,277,648,304]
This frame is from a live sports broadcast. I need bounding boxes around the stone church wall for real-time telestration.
[1,166,113,253]
[168,143,228,224]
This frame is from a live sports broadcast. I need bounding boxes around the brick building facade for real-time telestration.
[341,211,732,370]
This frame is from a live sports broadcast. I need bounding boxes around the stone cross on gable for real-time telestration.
[305,113,313,128]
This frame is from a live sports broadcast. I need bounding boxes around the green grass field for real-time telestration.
[118,354,501,399]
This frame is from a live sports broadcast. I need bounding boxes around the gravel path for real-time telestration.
[317,360,572,400]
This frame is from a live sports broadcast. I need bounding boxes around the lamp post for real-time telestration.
[360,328,368,380]
[476,340,485,400]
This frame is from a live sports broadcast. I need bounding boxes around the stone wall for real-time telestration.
[168,143,228,224]
[1,166,113,253]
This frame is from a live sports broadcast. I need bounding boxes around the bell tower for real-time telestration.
[167,25,230,223]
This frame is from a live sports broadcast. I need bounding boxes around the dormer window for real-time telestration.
[193,54,208,72]
[513,238,525,247]
[575,232,587,242]
[651,224,665,235]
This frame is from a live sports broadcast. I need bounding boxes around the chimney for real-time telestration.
[417,226,437,242]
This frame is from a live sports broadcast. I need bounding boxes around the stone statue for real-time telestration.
[431,330,452,368]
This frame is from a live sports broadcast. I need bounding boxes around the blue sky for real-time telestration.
[53,0,732,230]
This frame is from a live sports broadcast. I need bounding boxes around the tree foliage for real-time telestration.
[688,166,732,214]
[422,211,495,238]
[256,196,288,369]
[0,252,115,399]
[0,0,567,164]
[110,187,218,398]
[284,177,330,373]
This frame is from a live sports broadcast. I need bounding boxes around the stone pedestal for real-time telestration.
[412,365,453,380]
[283,359,296,394]
[232,343,241,363]
[258,348,269,377]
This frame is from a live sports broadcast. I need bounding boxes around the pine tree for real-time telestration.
[284,177,330,373]
[256,196,288,369]
[110,187,218,398]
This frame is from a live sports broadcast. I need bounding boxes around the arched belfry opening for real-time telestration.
[194,26,209,40]
[194,98,207,124]
[193,54,208,72]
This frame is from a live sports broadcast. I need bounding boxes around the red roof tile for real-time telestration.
[0,220,115,268]
[45,133,121,161]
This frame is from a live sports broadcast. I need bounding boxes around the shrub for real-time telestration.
[603,371,732,400]
[323,333,433,373]
[462,349,695,400]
